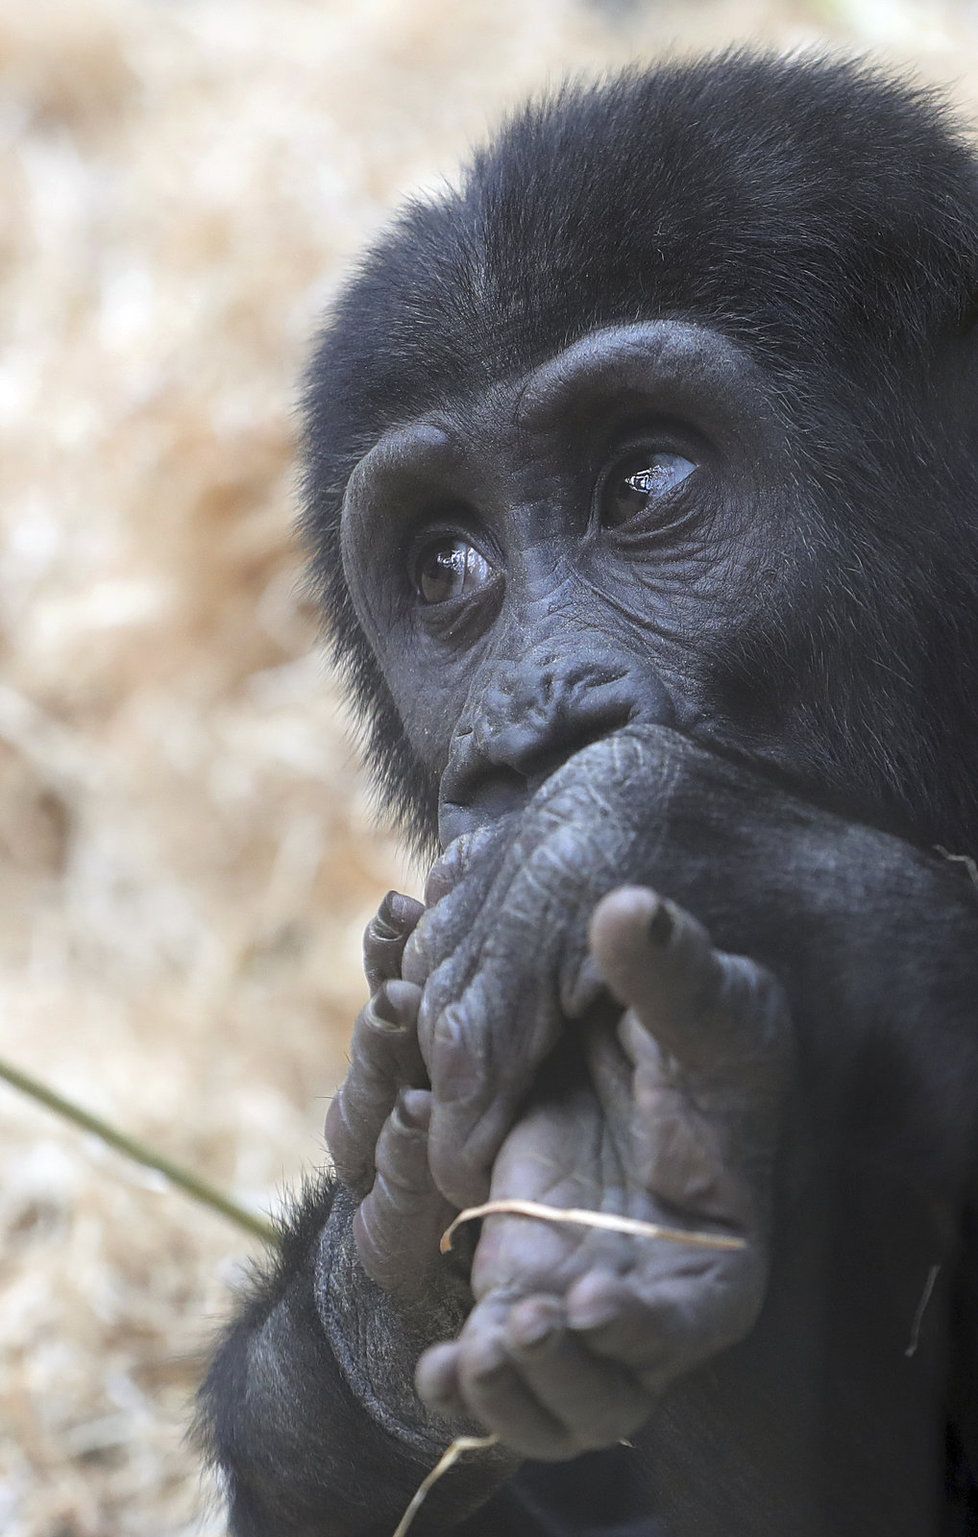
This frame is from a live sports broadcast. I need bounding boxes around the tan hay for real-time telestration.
[0,1055,278,1245]
[0,2,970,1531]
[441,1200,746,1254]
[392,1434,500,1537]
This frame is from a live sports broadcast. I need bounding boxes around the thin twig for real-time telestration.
[392,1435,500,1537]
[905,1264,940,1358]
[935,845,978,890]
[0,1055,277,1245]
[441,1199,745,1253]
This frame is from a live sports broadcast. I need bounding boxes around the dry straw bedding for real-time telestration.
[0,1,973,1532]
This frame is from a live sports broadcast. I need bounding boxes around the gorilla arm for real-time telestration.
[196,895,519,1537]
[199,726,978,1536]
[404,726,978,1534]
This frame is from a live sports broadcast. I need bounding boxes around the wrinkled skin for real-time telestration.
[330,726,792,1459]
[416,888,788,1460]
[326,725,976,1476]
[402,728,793,1216]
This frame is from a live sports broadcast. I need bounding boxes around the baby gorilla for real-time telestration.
[200,55,978,1537]
[326,724,792,1459]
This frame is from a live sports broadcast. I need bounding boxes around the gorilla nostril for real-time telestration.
[439,667,674,846]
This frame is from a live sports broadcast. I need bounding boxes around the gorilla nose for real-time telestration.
[437,661,674,848]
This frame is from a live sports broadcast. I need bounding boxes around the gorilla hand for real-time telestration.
[401,724,804,1212]
[325,887,459,1307]
[402,723,974,1215]
[414,888,791,1459]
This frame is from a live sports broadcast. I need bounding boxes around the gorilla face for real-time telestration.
[337,309,977,855]
[340,321,795,846]
[306,58,978,860]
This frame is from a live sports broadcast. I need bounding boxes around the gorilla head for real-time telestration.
[199,55,978,1537]
[301,53,978,859]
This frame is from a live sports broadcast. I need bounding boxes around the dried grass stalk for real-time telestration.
[392,1434,500,1537]
[392,1200,743,1533]
[0,1055,277,1245]
[440,1199,746,1254]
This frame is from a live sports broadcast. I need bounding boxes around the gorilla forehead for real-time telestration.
[307,51,978,454]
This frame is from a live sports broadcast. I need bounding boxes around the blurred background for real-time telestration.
[0,1,976,1532]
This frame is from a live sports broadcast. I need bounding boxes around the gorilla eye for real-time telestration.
[413,537,492,605]
[599,450,696,528]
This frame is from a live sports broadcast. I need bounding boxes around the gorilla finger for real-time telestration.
[456,1327,575,1460]
[424,825,498,907]
[565,1266,757,1383]
[591,887,787,1075]
[590,887,719,1053]
[352,1090,449,1289]
[503,1295,651,1450]
[373,1087,438,1195]
[426,999,517,1209]
[424,843,473,909]
[363,890,425,993]
[348,980,426,1086]
[402,827,504,989]
[415,1341,466,1420]
[325,982,425,1192]
[564,1270,678,1377]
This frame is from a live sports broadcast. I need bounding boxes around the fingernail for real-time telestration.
[372,892,401,938]
[433,1005,481,1098]
[395,1089,431,1131]
[568,1302,616,1331]
[510,1303,559,1350]
[512,1318,554,1350]
[370,985,408,1030]
[425,874,455,907]
[387,892,417,930]
[648,902,674,946]
[566,1287,617,1331]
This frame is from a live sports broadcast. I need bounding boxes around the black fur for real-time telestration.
[198,53,978,1537]
[301,51,978,853]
